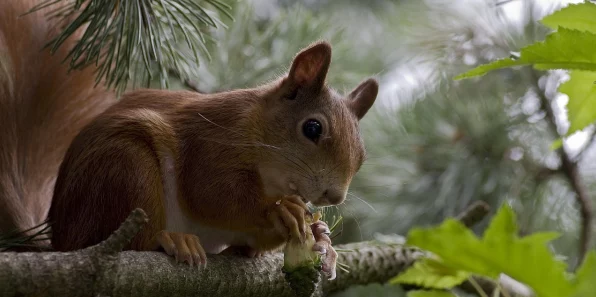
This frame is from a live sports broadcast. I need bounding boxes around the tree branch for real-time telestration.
[91,208,148,255]
[0,204,535,297]
[0,209,424,297]
[456,200,491,228]
[574,128,596,163]
[530,69,593,267]
[0,244,421,297]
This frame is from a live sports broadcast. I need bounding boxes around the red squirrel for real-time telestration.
[1,0,378,281]
[0,0,115,242]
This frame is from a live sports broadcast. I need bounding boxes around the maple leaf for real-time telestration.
[405,204,572,297]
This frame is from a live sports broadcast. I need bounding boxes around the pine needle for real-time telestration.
[25,0,233,92]
[0,222,52,252]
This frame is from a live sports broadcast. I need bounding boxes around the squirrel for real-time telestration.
[1,0,378,281]
[0,0,116,244]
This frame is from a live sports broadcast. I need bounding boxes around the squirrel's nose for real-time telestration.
[321,188,345,205]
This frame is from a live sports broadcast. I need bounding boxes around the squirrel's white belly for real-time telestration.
[165,201,255,254]
[161,154,253,254]
[187,223,254,254]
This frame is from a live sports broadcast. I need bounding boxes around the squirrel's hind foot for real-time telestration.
[153,230,207,267]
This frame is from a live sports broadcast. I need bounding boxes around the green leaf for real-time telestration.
[483,202,516,243]
[455,29,596,80]
[407,219,487,274]
[517,232,561,247]
[550,138,563,150]
[541,2,596,33]
[406,290,456,297]
[559,70,596,135]
[571,251,596,297]
[391,258,470,289]
[454,57,522,79]
[405,204,571,297]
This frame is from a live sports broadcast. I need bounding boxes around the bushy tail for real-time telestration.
[0,0,116,241]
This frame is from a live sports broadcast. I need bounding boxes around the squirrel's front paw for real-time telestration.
[311,220,338,280]
[267,195,311,242]
[154,231,207,267]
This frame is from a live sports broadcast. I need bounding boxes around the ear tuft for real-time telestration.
[348,78,378,120]
[288,41,332,90]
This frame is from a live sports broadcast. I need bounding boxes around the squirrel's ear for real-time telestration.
[348,78,378,120]
[287,41,332,91]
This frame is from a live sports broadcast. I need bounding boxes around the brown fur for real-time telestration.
[49,42,378,252]
[0,0,116,241]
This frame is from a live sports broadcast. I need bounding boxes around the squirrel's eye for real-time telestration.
[302,119,322,142]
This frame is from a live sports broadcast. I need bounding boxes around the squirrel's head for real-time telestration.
[257,41,378,207]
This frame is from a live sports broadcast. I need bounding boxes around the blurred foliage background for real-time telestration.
[135,0,594,295]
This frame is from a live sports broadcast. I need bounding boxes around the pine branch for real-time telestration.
[456,200,491,228]
[574,129,596,163]
[0,209,423,297]
[0,222,52,252]
[530,68,593,269]
[25,0,232,92]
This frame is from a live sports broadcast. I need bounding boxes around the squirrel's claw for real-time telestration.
[154,231,207,268]
[311,221,337,280]
[267,195,310,242]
